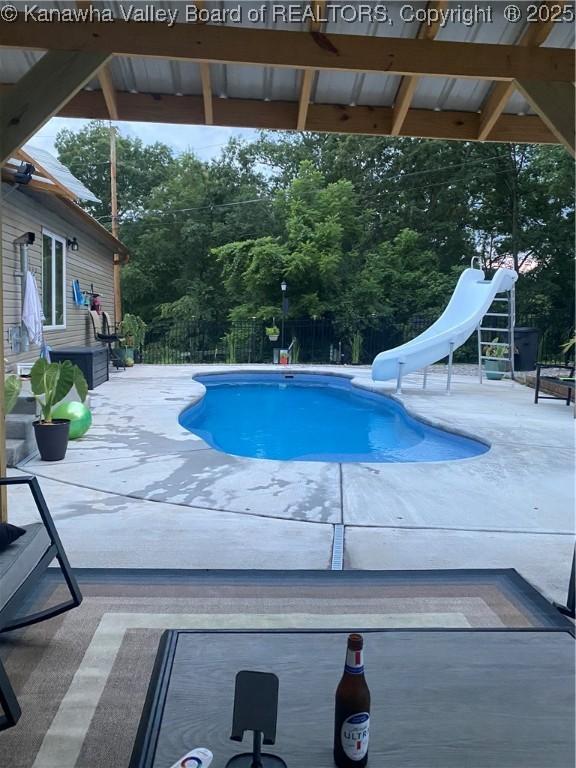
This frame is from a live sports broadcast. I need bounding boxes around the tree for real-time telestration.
[55,121,175,224]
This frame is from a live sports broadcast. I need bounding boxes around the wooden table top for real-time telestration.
[130,629,575,768]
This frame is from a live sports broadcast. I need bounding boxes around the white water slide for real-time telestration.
[372,265,518,383]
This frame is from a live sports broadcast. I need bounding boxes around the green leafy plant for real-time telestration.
[350,331,363,365]
[4,375,22,414]
[224,331,237,364]
[483,338,509,359]
[266,325,280,339]
[561,332,575,356]
[119,313,147,349]
[30,358,88,423]
[290,337,300,363]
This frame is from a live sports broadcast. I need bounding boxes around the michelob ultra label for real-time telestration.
[341,712,370,760]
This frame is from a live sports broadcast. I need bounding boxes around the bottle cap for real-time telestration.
[348,633,363,650]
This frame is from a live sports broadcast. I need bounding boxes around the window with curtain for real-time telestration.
[42,230,66,328]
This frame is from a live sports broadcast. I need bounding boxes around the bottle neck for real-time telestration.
[344,646,364,675]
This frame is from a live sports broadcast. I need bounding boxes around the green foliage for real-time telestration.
[290,337,301,363]
[4,375,22,414]
[483,338,509,359]
[266,326,279,337]
[55,121,175,223]
[350,332,363,365]
[561,333,575,356]
[119,313,147,348]
[30,358,88,423]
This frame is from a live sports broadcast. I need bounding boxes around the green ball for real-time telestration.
[52,401,92,440]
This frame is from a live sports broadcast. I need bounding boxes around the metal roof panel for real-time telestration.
[21,144,101,202]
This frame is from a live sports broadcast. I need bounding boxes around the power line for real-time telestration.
[96,166,513,226]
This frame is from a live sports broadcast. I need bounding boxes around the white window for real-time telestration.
[42,230,66,329]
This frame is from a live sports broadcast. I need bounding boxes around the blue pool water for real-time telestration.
[180,373,488,462]
[179,373,488,463]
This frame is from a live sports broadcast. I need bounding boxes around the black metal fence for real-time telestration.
[140,315,573,367]
[142,317,402,365]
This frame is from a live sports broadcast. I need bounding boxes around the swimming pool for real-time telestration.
[179,372,489,463]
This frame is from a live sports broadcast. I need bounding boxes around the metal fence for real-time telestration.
[141,317,402,365]
[140,314,573,367]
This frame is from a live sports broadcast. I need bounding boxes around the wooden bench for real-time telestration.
[0,476,82,730]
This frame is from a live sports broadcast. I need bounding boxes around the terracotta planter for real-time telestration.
[33,419,70,461]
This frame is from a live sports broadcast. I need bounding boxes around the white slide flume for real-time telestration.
[371,267,518,382]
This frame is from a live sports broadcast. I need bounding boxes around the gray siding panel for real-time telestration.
[1,186,115,368]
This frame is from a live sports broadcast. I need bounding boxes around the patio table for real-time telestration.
[130,628,575,768]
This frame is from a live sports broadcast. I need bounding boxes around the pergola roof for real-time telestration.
[0,1,574,149]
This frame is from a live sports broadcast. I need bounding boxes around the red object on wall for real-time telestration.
[91,294,103,314]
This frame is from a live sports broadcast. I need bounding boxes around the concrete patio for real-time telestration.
[7,364,574,603]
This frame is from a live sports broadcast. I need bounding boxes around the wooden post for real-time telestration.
[0,183,7,521]
[109,124,122,324]
[514,80,575,157]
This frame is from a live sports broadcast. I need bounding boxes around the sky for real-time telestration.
[30,117,260,160]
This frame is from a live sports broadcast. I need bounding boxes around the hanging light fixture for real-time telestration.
[14,162,35,185]
[67,237,79,252]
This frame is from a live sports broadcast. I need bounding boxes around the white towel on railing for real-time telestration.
[22,271,44,345]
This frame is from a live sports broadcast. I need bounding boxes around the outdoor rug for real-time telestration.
[0,568,571,768]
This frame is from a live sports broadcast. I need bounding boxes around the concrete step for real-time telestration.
[6,437,35,467]
[6,413,36,440]
[10,395,37,415]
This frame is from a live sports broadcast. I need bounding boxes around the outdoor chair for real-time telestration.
[89,310,126,371]
[534,362,574,406]
[0,475,82,730]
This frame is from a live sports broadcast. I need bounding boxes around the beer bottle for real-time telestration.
[333,633,371,767]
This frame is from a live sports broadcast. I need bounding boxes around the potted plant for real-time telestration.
[483,338,509,380]
[266,325,280,342]
[30,358,88,461]
[119,314,147,367]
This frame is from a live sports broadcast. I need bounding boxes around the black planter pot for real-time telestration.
[33,419,70,461]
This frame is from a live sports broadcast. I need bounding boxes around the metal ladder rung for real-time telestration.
[492,298,509,303]
[481,355,511,361]
[481,342,508,347]
[484,312,509,317]
[480,326,510,333]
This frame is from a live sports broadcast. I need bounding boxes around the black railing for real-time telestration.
[140,315,573,368]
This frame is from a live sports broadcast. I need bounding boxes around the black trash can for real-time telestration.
[514,327,540,371]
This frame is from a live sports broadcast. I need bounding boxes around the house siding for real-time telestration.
[1,185,115,369]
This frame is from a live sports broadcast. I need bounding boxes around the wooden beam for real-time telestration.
[297,71,315,131]
[391,0,447,136]
[98,65,119,121]
[46,87,557,144]
[478,1,564,140]
[1,168,74,197]
[514,79,575,156]
[109,125,123,323]
[0,184,6,522]
[0,50,111,163]
[1,19,573,82]
[193,1,213,125]
[297,0,325,131]
[75,0,119,121]
[200,64,213,125]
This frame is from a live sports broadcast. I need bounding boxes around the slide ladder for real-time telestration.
[477,279,516,383]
